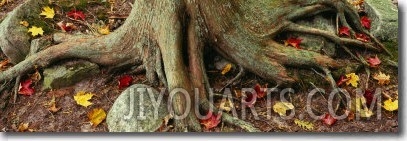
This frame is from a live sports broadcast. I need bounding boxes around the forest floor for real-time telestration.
[0,0,399,132]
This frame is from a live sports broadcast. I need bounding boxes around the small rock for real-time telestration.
[42,61,100,90]
[107,84,168,132]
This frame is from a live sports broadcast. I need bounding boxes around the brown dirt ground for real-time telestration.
[0,0,399,132]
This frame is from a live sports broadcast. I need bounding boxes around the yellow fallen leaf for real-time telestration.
[219,98,234,112]
[73,91,94,107]
[346,73,359,87]
[373,72,390,85]
[40,6,55,19]
[294,119,314,130]
[359,108,374,118]
[18,122,29,132]
[273,101,294,116]
[20,21,29,27]
[383,99,398,111]
[98,25,110,35]
[88,108,106,127]
[221,63,232,75]
[28,26,44,37]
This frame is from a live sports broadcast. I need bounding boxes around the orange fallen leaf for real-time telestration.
[87,108,107,127]
[373,72,390,85]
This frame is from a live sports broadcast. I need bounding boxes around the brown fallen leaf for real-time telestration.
[18,123,29,132]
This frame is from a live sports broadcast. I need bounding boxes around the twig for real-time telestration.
[13,75,21,104]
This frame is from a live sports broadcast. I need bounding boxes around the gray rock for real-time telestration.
[364,0,398,41]
[107,84,168,132]
[42,61,100,90]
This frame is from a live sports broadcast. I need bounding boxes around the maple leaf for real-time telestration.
[383,99,398,112]
[67,10,86,21]
[360,16,371,30]
[338,26,350,37]
[20,21,29,27]
[88,108,107,127]
[219,98,234,112]
[73,91,94,107]
[28,26,44,37]
[118,75,133,89]
[355,33,370,42]
[336,75,350,86]
[243,91,256,107]
[57,21,76,32]
[321,113,337,126]
[273,101,294,116]
[254,83,268,99]
[294,119,314,130]
[40,6,55,19]
[221,63,232,75]
[364,89,374,106]
[373,72,390,85]
[284,37,302,49]
[367,55,381,68]
[345,73,359,87]
[200,111,222,130]
[18,79,35,96]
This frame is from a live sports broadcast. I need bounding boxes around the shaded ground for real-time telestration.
[0,0,399,132]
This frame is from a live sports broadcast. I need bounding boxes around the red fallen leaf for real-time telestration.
[67,10,86,21]
[284,37,302,49]
[57,21,76,32]
[321,113,337,126]
[18,79,35,96]
[355,33,370,42]
[200,111,222,130]
[336,75,350,86]
[361,16,371,30]
[243,91,257,107]
[339,26,350,37]
[254,83,268,99]
[118,75,133,89]
[367,55,381,68]
[364,89,374,106]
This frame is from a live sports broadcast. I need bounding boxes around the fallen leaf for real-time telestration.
[336,75,349,86]
[18,123,29,132]
[273,101,294,116]
[254,83,268,99]
[284,37,302,49]
[353,97,374,118]
[73,91,94,107]
[199,111,221,130]
[30,70,42,82]
[383,99,398,112]
[219,98,234,112]
[359,108,374,118]
[57,21,76,32]
[243,91,256,107]
[351,0,365,6]
[339,26,350,37]
[345,73,359,87]
[48,95,61,113]
[221,63,232,75]
[118,75,133,89]
[321,113,337,126]
[360,16,371,30]
[18,79,35,96]
[28,26,44,37]
[364,89,374,106]
[373,72,390,85]
[20,21,29,27]
[0,59,10,71]
[294,119,314,130]
[98,25,110,35]
[367,55,381,68]
[355,33,370,42]
[40,6,55,19]
[87,108,107,127]
[67,9,86,21]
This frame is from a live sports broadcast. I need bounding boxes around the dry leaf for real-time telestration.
[87,108,107,127]
[28,26,44,37]
[346,73,359,87]
[40,6,55,19]
[383,99,398,112]
[18,123,29,132]
[73,91,94,107]
[0,59,10,71]
[273,101,294,116]
[20,21,29,27]
[221,63,232,75]
[219,98,234,112]
[30,70,42,82]
[373,72,390,85]
[98,25,110,35]
[48,95,61,113]
[294,119,314,130]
